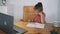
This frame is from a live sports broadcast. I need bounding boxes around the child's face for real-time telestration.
[35,10,42,14]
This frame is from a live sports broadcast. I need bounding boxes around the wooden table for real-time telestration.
[54,27,60,34]
[0,30,6,34]
[14,21,53,34]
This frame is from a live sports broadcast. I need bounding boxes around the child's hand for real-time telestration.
[39,12,45,24]
[39,12,43,16]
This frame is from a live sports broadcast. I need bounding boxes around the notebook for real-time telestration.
[26,22,45,28]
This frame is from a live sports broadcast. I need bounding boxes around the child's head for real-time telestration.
[34,2,43,14]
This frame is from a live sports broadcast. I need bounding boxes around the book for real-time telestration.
[26,22,45,28]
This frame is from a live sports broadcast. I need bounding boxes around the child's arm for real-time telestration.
[39,12,46,24]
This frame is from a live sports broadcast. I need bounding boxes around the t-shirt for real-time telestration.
[31,12,45,23]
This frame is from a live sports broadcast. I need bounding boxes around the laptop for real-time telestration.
[0,13,27,34]
[0,13,17,34]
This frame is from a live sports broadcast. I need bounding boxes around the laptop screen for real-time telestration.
[0,13,14,34]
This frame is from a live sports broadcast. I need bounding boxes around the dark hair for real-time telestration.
[34,2,43,11]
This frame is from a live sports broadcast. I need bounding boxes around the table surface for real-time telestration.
[14,21,53,34]
[0,30,6,34]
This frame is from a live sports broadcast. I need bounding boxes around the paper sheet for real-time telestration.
[26,22,45,28]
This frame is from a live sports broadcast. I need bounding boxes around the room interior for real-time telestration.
[0,0,60,34]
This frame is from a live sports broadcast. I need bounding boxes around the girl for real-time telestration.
[31,2,46,24]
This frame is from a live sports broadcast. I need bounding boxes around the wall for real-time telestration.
[7,0,59,23]
[0,0,8,14]
[0,0,2,6]
[58,0,60,21]
[0,6,8,14]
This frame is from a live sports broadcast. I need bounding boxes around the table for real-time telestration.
[14,21,53,34]
[54,27,60,34]
[0,30,6,34]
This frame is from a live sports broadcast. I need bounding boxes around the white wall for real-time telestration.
[0,6,8,14]
[0,0,2,6]
[57,0,60,21]
[7,0,59,23]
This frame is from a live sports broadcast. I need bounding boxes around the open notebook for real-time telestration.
[26,22,45,28]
